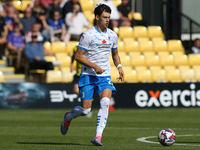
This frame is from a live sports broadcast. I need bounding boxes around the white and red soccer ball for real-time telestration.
[158,128,176,146]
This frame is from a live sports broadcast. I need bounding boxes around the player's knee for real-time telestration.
[81,107,91,115]
[100,97,110,109]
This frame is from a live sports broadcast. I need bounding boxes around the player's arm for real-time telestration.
[75,48,104,74]
[112,49,124,81]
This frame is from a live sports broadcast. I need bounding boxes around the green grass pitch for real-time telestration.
[0,108,200,150]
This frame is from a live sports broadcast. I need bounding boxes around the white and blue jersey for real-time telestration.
[77,26,118,100]
[78,26,118,76]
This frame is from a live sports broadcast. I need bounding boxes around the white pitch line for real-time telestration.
[137,135,200,147]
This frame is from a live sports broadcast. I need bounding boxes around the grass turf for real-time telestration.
[0,108,200,150]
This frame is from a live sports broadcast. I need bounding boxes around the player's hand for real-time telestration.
[94,65,105,74]
[116,67,124,82]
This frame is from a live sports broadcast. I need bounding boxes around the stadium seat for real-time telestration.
[113,27,119,34]
[147,26,164,38]
[84,11,95,24]
[130,55,145,67]
[151,37,164,44]
[152,70,168,83]
[43,41,52,51]
[143,51,155,58]
[153,41,168,52]
[51,41,66,53]
[166,69,182,83]
[0,71,6,83]
[195,69,200,82]
[159,55,174,67]
[13,0,21,11]
[139,41,153,52]
[56,53,71,67]
[135,66,147,72]
[66,41,79,55]
[0,60,6,67]
[118,41,125,52]
[120,55,131,66]
[113,0,122,6]
[80,0,94,11]
[62,71,74,83]
[4,74,26,83]
[145,55,160,66]
[124,41,139,52]
[118,27,133,39]
[178,65,190,71]
[192,65,200,71]
[149,65,162,72]
[46,70,62,83]
[174,55,188,66]
[188,54,200,66]
[111,67,119,83]
[180,69,196,83]
[164,65,176,72]
[137,37,149,44]
[125,70,138,83]
[0,67,15,74]
[157,51,170,57]
[133,26,148,38]
[134,12,143,20]
[171,51,184,56]
[167,40,184,52]
[123,37,135,43]
[137,70,153,83]
[44,56,56,62]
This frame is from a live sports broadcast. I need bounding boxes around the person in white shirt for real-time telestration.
[60,3,124,146]
[64,3,89,44]
[191,38,200,54]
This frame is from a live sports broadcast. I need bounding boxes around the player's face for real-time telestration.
[97,11,110,29]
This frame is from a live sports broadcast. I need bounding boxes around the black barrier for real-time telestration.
[0,83,200,109]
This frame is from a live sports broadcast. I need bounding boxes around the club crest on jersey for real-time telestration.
[80,35,84,41]
[102,39,106,43]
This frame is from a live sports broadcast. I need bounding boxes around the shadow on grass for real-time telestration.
[17,142,93,146]
[176,141,200,144]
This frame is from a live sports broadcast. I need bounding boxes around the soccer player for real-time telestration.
[60,4,124,146]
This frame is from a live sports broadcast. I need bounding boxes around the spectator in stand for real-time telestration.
[191,38,200,54]
[46,0,63,20]
[40,0,53,9]
[117,0,147,27]
[3,0,18,16]
[59,0,68,9]
[7,22,25,72]
[0,2,6,17]
[95,0,130,28]
[48,10,66,41]
[20,7,36,35]
[30,0,44,18]
[5,6,23,32]
[25,23,43,43]
[64,3,89,44]
[0,14,8,58]
[62,0,82,20]
[24,32,54,71]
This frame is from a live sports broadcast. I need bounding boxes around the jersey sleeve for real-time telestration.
[112,33,118,50]
[78,32,90,51]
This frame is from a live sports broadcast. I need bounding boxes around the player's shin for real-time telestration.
[96,97,110,139]
[66,106,91,121]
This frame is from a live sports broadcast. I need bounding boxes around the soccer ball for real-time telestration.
[158,128,176,146]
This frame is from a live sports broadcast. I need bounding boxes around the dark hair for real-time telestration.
[94,3,111,17]
[194,38,200,42]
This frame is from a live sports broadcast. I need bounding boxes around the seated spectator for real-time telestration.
[25,23,44,43]
[24,32,54,71]
[7,22,25,72]
[48,10,66,41]
[46,0,63,20]
[0,15,8,58]
[0,2,6,17]
[65,3,89,44]
[31,0,44,18]
[62,0,82,20]
[5,6,23,32]
[191,38,200,54]
[117,0,147,27]
[2,0,18,16]
[95,0,130,28]
[20,7,36,35]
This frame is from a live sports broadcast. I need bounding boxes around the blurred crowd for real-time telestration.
[0,0,146,73]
